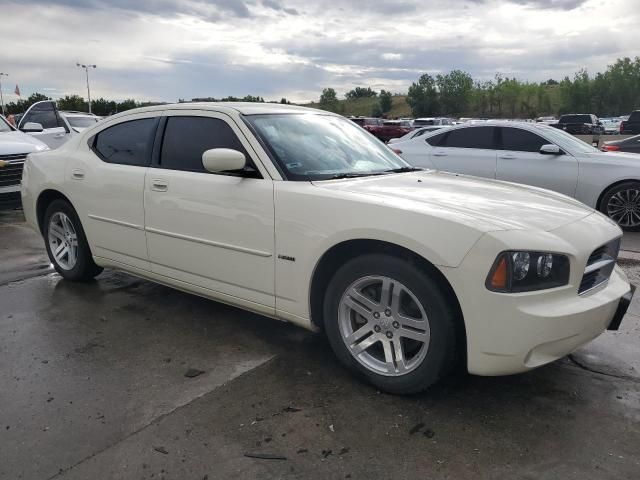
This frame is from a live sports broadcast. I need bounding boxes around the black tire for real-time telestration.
[43,199,103,281]
[599,181,640,232]
[323,253,459,394]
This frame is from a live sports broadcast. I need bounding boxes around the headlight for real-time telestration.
[486,251,570,293]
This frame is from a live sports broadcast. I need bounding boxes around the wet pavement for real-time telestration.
[1,207,639,480]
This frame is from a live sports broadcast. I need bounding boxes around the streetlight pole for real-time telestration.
[0,72,8,116]
[76,63,96,114]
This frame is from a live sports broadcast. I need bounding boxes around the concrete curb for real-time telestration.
[619,250,640,263]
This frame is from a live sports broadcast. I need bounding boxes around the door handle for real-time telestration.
[432,151,447,157]
[71,169,85,180]
[499,154,517,160]
[54,133,66,139]
[151,179,169,192]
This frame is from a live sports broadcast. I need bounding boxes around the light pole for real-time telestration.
[76,63,96,114]
[0,72,8,116]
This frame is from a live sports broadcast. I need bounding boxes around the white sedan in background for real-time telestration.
[388,126,448,145]
[393,121,640,230]
[21,103,632,394]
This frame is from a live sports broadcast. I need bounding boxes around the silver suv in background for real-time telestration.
[17,100,100,149]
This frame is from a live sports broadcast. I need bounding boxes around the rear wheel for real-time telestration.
[323,254,459,394]
[44,199,103,281]
[600,181,640,231]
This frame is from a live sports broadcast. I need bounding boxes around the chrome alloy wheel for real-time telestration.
[338,275,431,376]
[48,212,78,270]
[607,188,640,228]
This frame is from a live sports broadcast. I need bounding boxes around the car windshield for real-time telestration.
[245,113,409,181]
[0,116,13,132]
[66,116,99,128]
[538,125,600,153]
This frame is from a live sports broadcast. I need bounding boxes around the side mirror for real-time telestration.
[22,122,44,133]
[202,148,246,173]
[540,144,561,155]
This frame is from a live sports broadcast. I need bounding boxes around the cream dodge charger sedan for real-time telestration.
[21,103,634,394]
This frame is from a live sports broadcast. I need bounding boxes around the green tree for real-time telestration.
[5,92,50,114]
[116,99,139,112]
[57,95,88,112]
[319,87,340,112]
[379,89,393,114]
[436,70,473,115]
[91,98,117,116]
[345,87,377,99]
[406,74,439,117]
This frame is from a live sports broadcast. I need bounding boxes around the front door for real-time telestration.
[144,111,275,311]
[496,126,578,197]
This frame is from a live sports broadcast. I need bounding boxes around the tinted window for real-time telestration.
[425,131,447,146]
[23,102,60,130]
[94,118,157,166]
[628,111,640,122]
[160,116,250,173]
[560,114,592,124]
[441,127,495,149]
[500,127,547,152]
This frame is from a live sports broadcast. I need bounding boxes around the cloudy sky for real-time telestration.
[1,0,638,104]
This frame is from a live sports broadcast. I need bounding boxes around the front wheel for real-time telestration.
[44,199,103,281]
[323,254,459,394]
[599,181,640,231]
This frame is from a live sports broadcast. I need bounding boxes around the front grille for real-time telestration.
[579,237,621,294]
[0,154,27,189]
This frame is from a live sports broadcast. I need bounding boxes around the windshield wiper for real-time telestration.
[328,172,387,180]
[384,166,424,173]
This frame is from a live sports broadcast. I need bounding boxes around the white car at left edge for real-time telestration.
[0,114,48,204]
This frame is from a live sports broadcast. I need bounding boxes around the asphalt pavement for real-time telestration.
[1,207,640,480]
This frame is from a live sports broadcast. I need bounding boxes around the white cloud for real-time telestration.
[0,0,637,104]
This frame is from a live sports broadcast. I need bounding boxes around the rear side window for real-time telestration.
[629,111,640,122]
[500,127,547,152]
[425,131,447,146]
[93,118,158,166]
[160,116,251,173]
[440,127,495,149]
[560,114,591,123]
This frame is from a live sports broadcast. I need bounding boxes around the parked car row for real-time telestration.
[20,102,634,394]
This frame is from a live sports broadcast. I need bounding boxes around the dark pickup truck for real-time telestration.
[620,111,640,135]
[551,114,604,135]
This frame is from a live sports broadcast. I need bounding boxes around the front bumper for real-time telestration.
[607,285,634,331]
[442,212,633,376]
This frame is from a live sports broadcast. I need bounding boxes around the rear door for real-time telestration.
[428,126,498,179]
[495,126,578,197]
[69,112,161,271]
[18,101,70,149]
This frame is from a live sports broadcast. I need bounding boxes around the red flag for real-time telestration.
[14,84,20,96]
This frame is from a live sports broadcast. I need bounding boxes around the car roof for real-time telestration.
[137,102,323,115]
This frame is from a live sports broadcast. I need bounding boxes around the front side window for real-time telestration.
[441,127,496,149]
[245,113,408,181]
[500,127,547,153]
[22,102,61,130]
[159,116,252,173]
[93,118,157,166]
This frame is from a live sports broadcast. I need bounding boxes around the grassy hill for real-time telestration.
[303,95,412,118]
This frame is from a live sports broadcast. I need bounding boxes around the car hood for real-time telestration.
[313,170,594,232]
[584,151,640,162]
[0,131,49,155]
